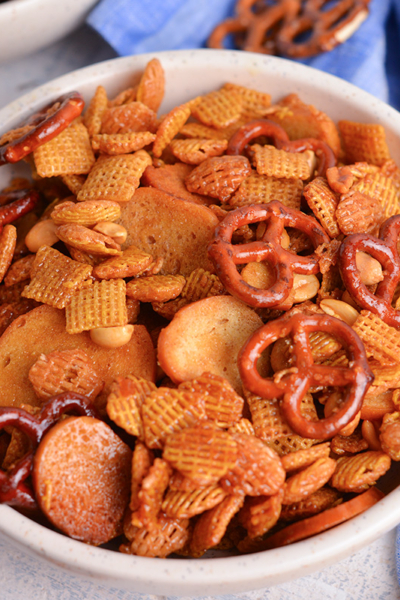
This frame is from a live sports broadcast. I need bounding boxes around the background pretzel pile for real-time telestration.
[208,0,371,58]
[0,55,399,559]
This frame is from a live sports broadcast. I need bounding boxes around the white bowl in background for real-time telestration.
[0,0,99,64]
[0,49,400,596]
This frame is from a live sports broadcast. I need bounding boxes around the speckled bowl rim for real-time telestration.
[0,49,400,596]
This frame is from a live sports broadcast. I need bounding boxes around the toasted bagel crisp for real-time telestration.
[117,187,219,276]
[0,305,156,408]
[157,295,268,393]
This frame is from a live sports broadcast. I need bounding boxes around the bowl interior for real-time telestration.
[0,49,400,596]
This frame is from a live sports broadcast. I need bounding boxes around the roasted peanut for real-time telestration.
[25,219,59,253]
[90,325,134,348]
[320,298,360,325]
[93,221,128,244]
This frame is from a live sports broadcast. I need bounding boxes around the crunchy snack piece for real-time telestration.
[83,85,108,137]
[267,93,342,157]
[221,433,285,496]
[331,430,369,455]
[142,387,207,449]
[158,296,267,394]
[51,200,121,227]
[339,120,391,166]
[162,485,227,519]
[281,442,331,472]
[283,457,337,505]
[136,57,165,113]
[28,349,104,401]
[91,131,156,155]
[60,174,86,196]
[180,122,232,141]
[228,418,255,436]
[330,451,391,493]
[222,83,271,121]
[77,153,151,204]
[22,246,92,309]
[101,102,157,135]
[107,375,156,440]
[190,494,244,557]
[0,225,17,283]
[280,487,342,524]
[108,86,138,108]
[260,488,384,550]
[352,172,400,219]
[152,100,198,158]
[65,278,127,333]
[336,190,383,235]
[33,121,95,177]
[352,311,400,365]
[126,274,185,303]
[230,171,303,209]
[380,412,400,460]
[251,144,311,180]
[56,224,122,256]
[3,255,35,288]
[133,458,172,530]
[179,372,244,428]
[303,176,340,238]
[117,187,219,276]
[239,489,283,539]
[185,155,251,203]
[33,416,132,545]
[191,87,243,129]
[142,162,214,205]
[163,424,238,486]
[170,138,228,165]
[122,514,190,558]
[0,298,38,336]
[93,245,154,280]
[129,441,154,513]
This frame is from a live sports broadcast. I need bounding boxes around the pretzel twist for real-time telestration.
[208,0,371,59]
[208,200,329,308]
[239,312,374,439]
[0,92,84,166]
[226,119,336,176]
[0,392,98,509]
[339,215,400,329]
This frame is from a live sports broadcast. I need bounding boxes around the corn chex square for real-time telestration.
[251,145,311,180]
[22,246,93,309]
[77,152,151,203]
[65,278,127,333]
[33,121,95,177]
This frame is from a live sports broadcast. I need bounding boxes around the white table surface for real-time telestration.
[0,23,399,600]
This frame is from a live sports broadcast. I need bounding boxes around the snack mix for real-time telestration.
[0,55,399,559]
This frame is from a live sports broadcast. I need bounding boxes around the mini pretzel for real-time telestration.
[0,190,39,227]
[208,200,329,308]
[275,0,370,59]
[239,312,373,439]
[0,92,85,165]
[227,118,336,176]
[0,392,97,509]
[339,215,400,329]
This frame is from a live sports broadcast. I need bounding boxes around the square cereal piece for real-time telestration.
[230,171,303,209]
[303,176,340,238]
[352,172,400,219]
[191,87,243,129]
[251,144,311,180]
[65,278,127,333]
[33,121,95,177]
[83,85,108,137]
[338,120,391,166]
[22,246,92,309]
[101,102,157,134]
[77,152,152,203]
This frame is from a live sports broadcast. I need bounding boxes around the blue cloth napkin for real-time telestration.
[87,0,400,111]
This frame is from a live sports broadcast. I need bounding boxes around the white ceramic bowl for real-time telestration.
[0,0,99,64]
[1,49,400,596]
